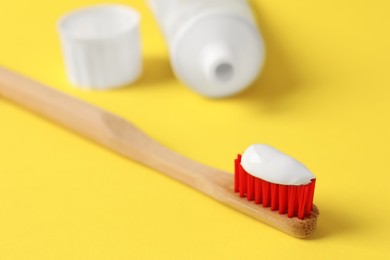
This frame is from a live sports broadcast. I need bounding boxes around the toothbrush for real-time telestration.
[0,67,318,238]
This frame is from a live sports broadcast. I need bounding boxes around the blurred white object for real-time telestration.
[58,5,142,90]
[148,0,265,98]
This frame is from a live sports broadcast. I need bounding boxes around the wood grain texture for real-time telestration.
[0,66,318,238]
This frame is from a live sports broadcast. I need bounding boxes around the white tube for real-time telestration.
[147,0,265,98]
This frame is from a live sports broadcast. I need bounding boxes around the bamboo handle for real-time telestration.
[0,66,318,238]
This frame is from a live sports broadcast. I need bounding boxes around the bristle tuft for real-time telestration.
[254,178,262,204]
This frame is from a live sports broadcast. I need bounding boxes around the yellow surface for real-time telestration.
[0,0,389,259]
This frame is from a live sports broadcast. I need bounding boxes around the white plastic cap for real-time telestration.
[57,5,142,90]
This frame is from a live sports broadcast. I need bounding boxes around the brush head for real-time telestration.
[234,145,317,220]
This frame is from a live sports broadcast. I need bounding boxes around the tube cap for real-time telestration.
[57,5,142,90]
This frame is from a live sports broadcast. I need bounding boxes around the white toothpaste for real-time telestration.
[241,144,315,185]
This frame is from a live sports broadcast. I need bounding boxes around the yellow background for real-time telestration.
[1,0,389,259]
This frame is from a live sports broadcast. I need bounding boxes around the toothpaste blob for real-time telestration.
[240,144,315,185]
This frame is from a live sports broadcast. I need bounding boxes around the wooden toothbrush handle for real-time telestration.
[0,66,231,192]
[0,67,318,238]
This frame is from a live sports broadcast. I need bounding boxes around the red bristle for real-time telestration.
[247,174,255,201]
[234,156,240,193]
[297,186,303,219]
[254,178,262,204]
[262,180,270,207]
[278,185,287,214]
[287,186,297,218]
[294,189,299,214]
[239,164,247,197]
[306,179,316,216]
[270,183,279,211]
[297,185,308,219]
[304,184,310,216]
